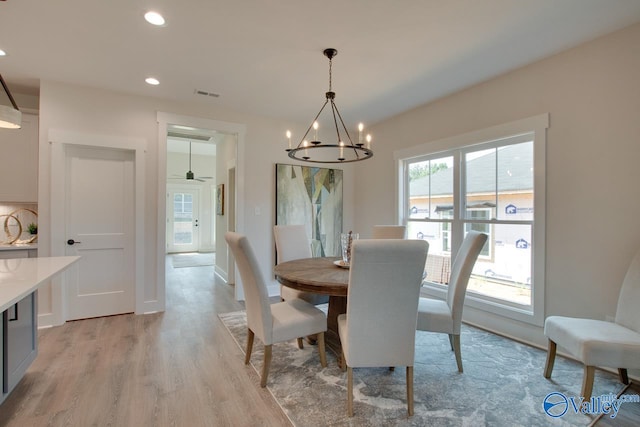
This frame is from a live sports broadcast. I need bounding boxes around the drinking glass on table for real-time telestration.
[340,231,359,265]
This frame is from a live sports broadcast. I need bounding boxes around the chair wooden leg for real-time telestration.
[452,334,463,373]
[297,337,304,349]
[406,366,414,417]
[543,339,556,378]
[245,329,255,365]
[448,334,455,351]
[347,366,354,417]
[317,332,327,368]
[619,368,629,385]
[340,348,346,371]
[581,365,595,401]
[260,344,272,388]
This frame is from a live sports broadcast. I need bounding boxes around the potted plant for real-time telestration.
[27,222,37,235]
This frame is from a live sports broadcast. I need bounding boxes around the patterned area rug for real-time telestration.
[219,310,625,426]
[171,252,214,268]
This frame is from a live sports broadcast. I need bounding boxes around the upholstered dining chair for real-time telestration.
[371,225,406,239]
[225,232,328,387]
[338,239,429,417]
[416,230,488,373]
[273,224,329,306]
[543,248,640,400]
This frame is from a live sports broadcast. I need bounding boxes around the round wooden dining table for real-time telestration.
[273,256,349,357]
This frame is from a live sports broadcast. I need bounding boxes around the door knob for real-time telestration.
[67,239,82,245]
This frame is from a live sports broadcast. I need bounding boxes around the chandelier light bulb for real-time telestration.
[286,130,292,149]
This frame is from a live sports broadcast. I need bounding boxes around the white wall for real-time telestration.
[36,81,356,323]
[356,23,640,347]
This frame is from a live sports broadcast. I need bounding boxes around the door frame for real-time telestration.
[49,129,146,325]
[157,112,246,306]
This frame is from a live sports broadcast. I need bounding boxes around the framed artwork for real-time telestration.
[276,163,343,257]
[216,184,224,215]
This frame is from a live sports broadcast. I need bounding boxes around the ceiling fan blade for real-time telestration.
[195,178,206,182]
[198,176,213,179]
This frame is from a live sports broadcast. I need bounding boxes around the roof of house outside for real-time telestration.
[409,142,533,197]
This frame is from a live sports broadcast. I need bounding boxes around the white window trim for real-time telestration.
[394,114,548,326]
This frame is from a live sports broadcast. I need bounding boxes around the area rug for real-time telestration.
[219,310,627,427]
[171,252,214,268]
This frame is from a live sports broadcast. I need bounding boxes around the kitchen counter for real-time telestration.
[0,256,79,312]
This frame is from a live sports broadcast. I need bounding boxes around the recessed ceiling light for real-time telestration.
[144,11,165,26]
[145,77,160,86]
[0,50,6,56]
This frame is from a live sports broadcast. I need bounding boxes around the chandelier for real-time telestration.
[0,73,21,129]
[286,48,373,163]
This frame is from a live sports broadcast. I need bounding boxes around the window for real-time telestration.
[396,114,548,325]
[173,193,194,244]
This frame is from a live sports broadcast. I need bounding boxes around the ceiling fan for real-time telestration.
[169,141,213,182]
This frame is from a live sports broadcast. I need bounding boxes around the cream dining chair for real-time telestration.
[543,247,640,400]
[371,225,406,239]
[338,239,429,417]
[225,232,328,387]
[273,224,329,306]
[416,230,487,373]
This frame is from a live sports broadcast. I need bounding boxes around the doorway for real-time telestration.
[157,113,243,309]
[49,129,146,324]
[166,186,201,253]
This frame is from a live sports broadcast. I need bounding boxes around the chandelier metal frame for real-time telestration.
[286,48,373,163]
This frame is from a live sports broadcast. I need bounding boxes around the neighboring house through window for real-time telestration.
[395,114,548,325]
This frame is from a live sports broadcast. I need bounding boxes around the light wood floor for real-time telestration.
[2,257,639,426]
[0,257,292,427]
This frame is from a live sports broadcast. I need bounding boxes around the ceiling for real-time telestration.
[166,124,218,155]
[2,0,640,126]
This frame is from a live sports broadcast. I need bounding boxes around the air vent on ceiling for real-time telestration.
[194,89,220,98]
[167,131,212,141]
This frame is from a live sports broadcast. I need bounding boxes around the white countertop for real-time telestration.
[0,256,80,312]
[0,244,38,251]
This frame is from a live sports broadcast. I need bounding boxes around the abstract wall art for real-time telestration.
[275,163,343,258]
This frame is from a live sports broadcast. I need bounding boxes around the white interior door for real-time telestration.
[65,145,135,320]
[166,186,200,253]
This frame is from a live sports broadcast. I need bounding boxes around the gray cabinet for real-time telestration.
[0,318,3,399]
[1,291,37,404]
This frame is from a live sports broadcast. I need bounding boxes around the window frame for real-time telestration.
[394,114,548,326]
